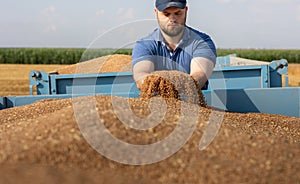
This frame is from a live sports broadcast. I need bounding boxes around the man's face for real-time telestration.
[155,6,187,37]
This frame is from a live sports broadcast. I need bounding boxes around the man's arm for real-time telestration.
[190,57,215,89]
[133,60,155,90]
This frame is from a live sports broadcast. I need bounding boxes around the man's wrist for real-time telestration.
[190,74,207,89]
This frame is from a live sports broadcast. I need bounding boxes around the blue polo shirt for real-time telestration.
[132,26,217,74]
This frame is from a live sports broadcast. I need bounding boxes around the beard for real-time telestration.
[159,22,185,37]
[157,12,187,37]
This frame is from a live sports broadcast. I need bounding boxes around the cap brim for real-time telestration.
[157,2,186,11]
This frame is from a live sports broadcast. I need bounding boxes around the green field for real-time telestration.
[0,48,299,64]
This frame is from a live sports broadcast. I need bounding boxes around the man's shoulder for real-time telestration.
[132,28,161,58]
[138,28,160,42]
[186,26,212,41]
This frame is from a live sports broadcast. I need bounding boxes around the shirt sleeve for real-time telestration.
[192,34,217,65]
[132,40,157,68]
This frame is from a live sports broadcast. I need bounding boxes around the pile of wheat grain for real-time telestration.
[54,54,132,74]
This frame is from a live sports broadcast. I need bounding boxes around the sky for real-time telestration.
[0,0,299,49]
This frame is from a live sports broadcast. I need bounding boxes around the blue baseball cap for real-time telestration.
[155,0,187,12]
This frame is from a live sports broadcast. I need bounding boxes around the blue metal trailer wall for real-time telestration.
[204,88,300,118]
[209,65,269,89]
[4,94,87,109]
[54,72,139,97]
[0,97,6,110]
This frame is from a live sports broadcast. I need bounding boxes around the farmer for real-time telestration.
[132,0,216,90]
